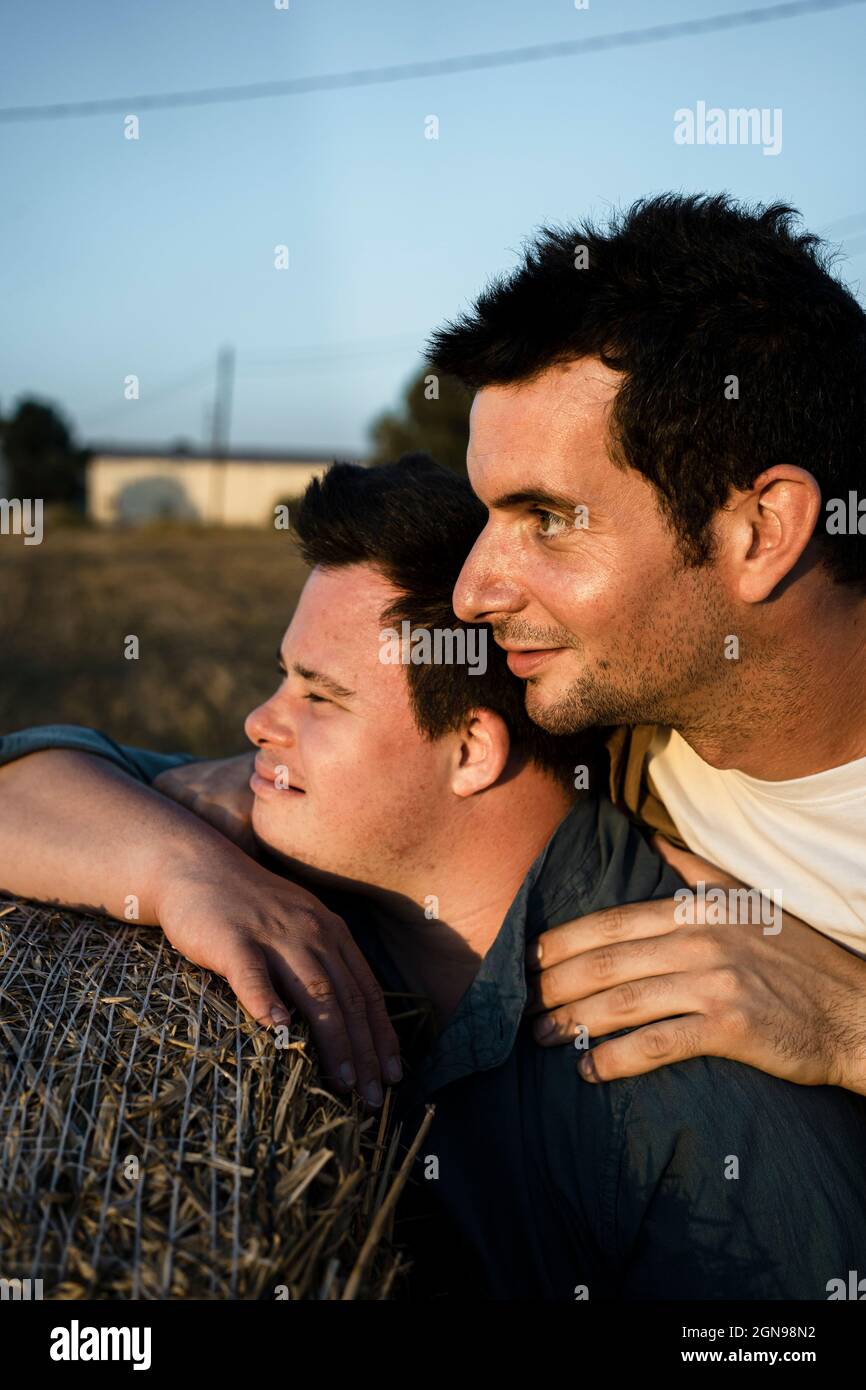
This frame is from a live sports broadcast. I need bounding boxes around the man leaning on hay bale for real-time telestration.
[4,197,866,1299]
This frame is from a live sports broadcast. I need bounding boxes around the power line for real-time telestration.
[75,335,426,436]
[77,361,214,432]
[0,0,862,124]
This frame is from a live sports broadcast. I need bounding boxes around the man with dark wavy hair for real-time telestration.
[426,194,866,1096]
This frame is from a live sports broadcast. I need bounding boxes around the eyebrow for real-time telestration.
[488,487,579,513]
[277,651,356,701]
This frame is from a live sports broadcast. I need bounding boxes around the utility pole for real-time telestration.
[209,344,235,524]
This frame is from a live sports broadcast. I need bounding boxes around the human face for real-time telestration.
[453,359,730,733]
[244,564,456,892]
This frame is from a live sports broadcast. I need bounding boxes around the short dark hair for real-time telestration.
[293,453,602,787]
[427,193,866,589]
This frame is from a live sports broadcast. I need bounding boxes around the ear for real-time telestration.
[719,465,822,603]
[450,709,511,798]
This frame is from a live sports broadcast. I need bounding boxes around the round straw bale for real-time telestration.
[0,900,421,1300]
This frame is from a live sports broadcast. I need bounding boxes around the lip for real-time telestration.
[249,772,307,799]
[251,757,306,797]
[503,647,564,677]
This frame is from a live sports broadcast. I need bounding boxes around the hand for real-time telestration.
[154,754,257,854]
[526,835,866,1094]
[156,846,402,1107]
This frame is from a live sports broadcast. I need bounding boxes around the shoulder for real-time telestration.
[0,723,197,785]
[622,1051,866,1177]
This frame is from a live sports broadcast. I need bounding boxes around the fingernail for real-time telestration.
[271,1006,290,1025]
[526,939,542,966]
[364,1080,383,1108]
[339,1061,356,1087]
[579,1053,600,1083]
[385,1056,403,1084]
[534,1014,555,1039]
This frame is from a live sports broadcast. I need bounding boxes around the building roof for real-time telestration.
[86,444,363,465]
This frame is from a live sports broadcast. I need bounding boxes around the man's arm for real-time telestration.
[0,738,401,1106]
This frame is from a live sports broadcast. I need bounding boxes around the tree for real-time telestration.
[2,398,86,503]
[368,366,471,475]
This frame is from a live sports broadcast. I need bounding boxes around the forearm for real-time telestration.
[0,748,245,922]
[0,745,402,1097]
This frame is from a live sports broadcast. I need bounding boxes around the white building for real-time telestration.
[86,447,359,526]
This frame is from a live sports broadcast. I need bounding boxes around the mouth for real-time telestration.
[501,647,565,677]
[250,757,306,797]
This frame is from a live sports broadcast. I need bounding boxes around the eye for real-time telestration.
[531,507,571,539]
[303,692,330,705]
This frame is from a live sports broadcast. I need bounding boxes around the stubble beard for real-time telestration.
[523,664,672,733]
[523,589,733,736]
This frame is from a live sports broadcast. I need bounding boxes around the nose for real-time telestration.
[453,528,524,623]
[244,691,296,750]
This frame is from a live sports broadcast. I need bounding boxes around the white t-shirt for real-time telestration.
[646,727,866,956]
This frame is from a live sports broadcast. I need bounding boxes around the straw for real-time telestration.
[0,899,424,1300]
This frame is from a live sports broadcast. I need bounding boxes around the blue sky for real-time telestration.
[1,0,864,454]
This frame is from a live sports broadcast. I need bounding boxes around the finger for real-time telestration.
[204,804,254,849]
[154,775,197,812]
[576,1013,713,1083]
[318,949,391,1109]
[151,767,177,795]
[525,934,681,1011]
[339,938,402,1087]
[531,971,707,1045]
[223,937,301,1034]
[257,942,358,1094]
[527,899,680,972]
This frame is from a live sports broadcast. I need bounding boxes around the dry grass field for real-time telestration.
[0,523,310,756]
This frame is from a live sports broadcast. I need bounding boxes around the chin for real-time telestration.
[251,813,350,882]
[251,808,300,864]
[524,683,577,734]
[524,680,600,736]
[272,849,387,904]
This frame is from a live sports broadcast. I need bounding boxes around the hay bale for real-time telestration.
[0,900,430,1300]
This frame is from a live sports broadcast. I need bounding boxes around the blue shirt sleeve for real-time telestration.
[0,724,199,785]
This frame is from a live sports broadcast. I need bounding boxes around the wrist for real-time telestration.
[150,819,255,922]
[834,1044,866,1096]
[827,959,866,1095]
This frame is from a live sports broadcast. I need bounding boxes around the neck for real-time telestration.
[677,579,866,778]
[371,766,572,1023]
